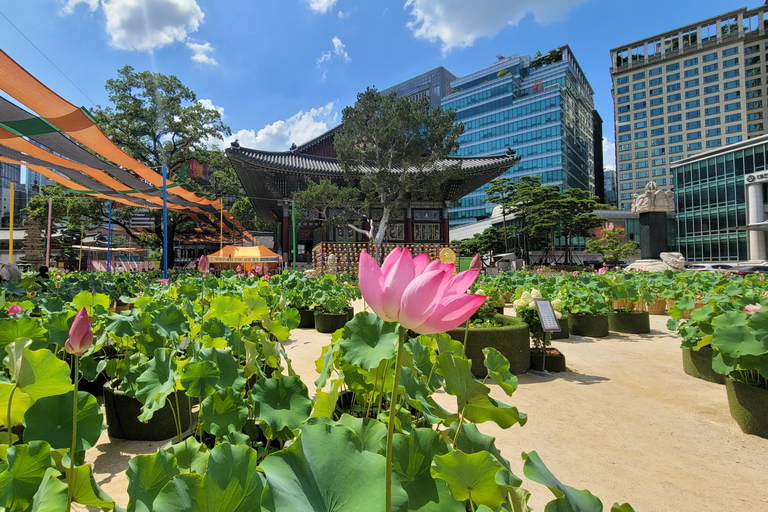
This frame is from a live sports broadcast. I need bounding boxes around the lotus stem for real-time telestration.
[375,368,386,418]
[366,366,378,419]
[5,385,16,446]
[67,356,79,512]
[452,405,467,448]
[385,325,407,512]
[462,320,470,358]
[174,390,183,443]
[468,489,476,512]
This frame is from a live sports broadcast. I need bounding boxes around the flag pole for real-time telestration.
[45,196,52,267]
[107,200,113,272]
[162,166,168,280]
[220,199,223,251]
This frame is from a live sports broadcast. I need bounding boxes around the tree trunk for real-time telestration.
[373,207,391,245]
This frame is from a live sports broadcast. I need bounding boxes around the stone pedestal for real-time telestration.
[639,212,667,260]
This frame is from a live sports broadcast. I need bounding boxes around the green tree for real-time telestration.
[292,179,361,234]
[91,65,231,267]
[333,88,464,243]
[586,227,639,264]
[485,176,516,251]
[554,188,606,264]
[504,176,559,264]
[454,227,506,266]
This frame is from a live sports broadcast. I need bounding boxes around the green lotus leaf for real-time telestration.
[196,348,245,393]
[104,312,139,338]
[37,297,66,315]
[136,349,178,423]
[0,318,48,349]
[279,308,300,330]
[431,450,506,510]
[23,391,104,453]
[65,463,114,509]
[150,304,190,340]
[339,312,398,371]
[243,289,269,320]
[389,428,462,512]
[9,345,72,400]
[0,441,56,512]
[688,305,715,322]
[521,451,603,512]
[711,311,748,330]
[482,348,518,396]
[72,291,111,316]
[435,333,464,357]
[612,504,636,512]
[180,361,220,398]
[219,430,251,446]
[152,444,264,512]
[43,311,75,347]
[165,437,209,475]
[27,466,68,512]
[712,325,766,358]
[260,423,408,512]
[312,378,342,419]
[251,376,312,436]
[210,296,249,329]
[200,387,249,438]
[449,422,512,473]
[314,341,340,390]
[202,317,230,340]
[407,338,440,390]
[400,367,456,425]
[126,449,180,512]
[0,382,34,428]
[79,355,107,383]
[337,414,387,454]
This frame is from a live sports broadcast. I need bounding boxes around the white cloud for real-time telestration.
[187,41,217,65]
[338,10,348,18]
[60,0,99,14]
[603,137,616,171]
[332,36,351,64]
[316,51,331,66]
[101,0,205,51]
[198,98,225,118]
[223,102,338,151]
[404,0,587,53]
[306,0,338,14]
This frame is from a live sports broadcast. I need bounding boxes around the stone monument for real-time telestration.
[626,182,685,271]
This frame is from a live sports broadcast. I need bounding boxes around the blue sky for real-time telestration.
[0,0,757,176]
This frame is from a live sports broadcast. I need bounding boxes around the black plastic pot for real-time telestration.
[530,347,566,372]
[314,312,348,333]
[725,378,768,439]
[549,316,569,340]
[446,314,530,376]
[346,306,355,321]
[569,314,609,337]
[297,308,315,328]
[682,346,724,384]
[103,380,190,441]
[608,311,651,334]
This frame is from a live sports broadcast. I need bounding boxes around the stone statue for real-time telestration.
[631,181,675,213]
[627,251,686,272]
[660,252,686,271]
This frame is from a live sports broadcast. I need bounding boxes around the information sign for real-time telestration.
[534,299,561,332]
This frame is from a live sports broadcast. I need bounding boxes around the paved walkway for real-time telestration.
[82,301,768,511]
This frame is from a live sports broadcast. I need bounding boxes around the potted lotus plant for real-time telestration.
[563,275,612,337]
[710,299,768,438]
[513,289,566,372]
[606,272,651,334]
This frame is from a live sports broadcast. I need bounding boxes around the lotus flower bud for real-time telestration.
[470,254,482,270]
[8,304,21,316]
[744,304,763,315]
[161,279,168,285]
[199,255,208,272]
[65,308,93,357]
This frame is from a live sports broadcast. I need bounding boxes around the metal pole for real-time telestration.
[107,200,113,272]
[220,199,223,251]
[8,182,13,264]
[292,200,296,271]
[162,166,168,280]
[78,225,83,271]
[45,196,52,267]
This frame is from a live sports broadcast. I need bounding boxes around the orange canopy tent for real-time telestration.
[207,245,282,273]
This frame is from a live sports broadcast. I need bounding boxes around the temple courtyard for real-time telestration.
[80,301,768,511]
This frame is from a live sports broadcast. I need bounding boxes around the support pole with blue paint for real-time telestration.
[107,200,113,272]
[292,200,296,272]
[162,166,168,280]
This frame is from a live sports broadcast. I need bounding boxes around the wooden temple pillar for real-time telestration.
[441,205,450,244]
[281,203,290,260]
[405,208,413,243]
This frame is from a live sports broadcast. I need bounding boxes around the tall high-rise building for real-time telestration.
[1,161,24,228]
[603,168,618,207]
[610,5,768,211]
[381,67,457,111]
[442,46,597,226]
[25,168,54,201]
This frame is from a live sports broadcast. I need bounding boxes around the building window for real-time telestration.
[619,164,633,171]
[723,69,739,79]
[651,148,665,156]
[634,111,647,119]
[726,136,742,144]
[705,117,721,126]
[668,104,681,112]
[635,150,648,158]
[686,110,701,119]
[650,98,663,106]
[748,123,764,132]
[650,87,663,96]
[667,73,680,82]
[617,76,629,85]
[685,90,700,98]
[685,100,700,109]
[687,142,702,150]
[703,63,718,72]
[667,93,681,102]
[725,114,741,123]
[636,181,647,189]
[651,158,665,166]
[635,131,647,139]
[633,82,645,90]
[620,172,632,180]
[668,114,682,122]
[649,67,662,76]
[666,63,680,72]
[704,106,720,116]
[703,74,719,84]
[724,80,740,90]
[620,183,633,190]
[706,139,722,148]
[744,44,760,55]
[668,124,682,132]
[635,141,648,149]
[746,78,762,88]
[649,77,662,86]
[619,154,632,161]
[687,132,701,140]
[670,145,683,153]
[652,168,667,176]
[725,124,742,133]
[723,58,739,68]
[704,96,719,105]
[686,121,701,129]
[633,92,646,100]
[634,101,647,110]
[634,121,647,129]
[704,85,719,94]
[722,47,738,57]
[636,170,649,178]
[724,102,740,112]
[684,68,699,77]
[633,71,645,80]
[667,83,681,92]
[706,128,721,137]
[684,79,699,88]
[650,107,663,116]
[748,112,763,121]
[617,86,629,94]
[651,128,664,136]
[618,134,631,142]
[703,52,717,62]
[669,135,682,143]
[651,137,664,146]
[618,143,631,151]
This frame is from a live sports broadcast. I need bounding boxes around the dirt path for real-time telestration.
[81,302,768,511]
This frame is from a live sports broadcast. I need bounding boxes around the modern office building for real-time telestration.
[604,168,618,207]
[610,5,768,211]
[442,45,597,226]
[672,133,768,262]
[381,66,457,111]
[1,161,24,228]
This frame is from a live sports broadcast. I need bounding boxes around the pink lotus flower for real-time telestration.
[470,254,482,270]
[161,279,168,285]
[199,255,208,272]
[65,308,93,357]
[597,266,607,274]
[358,248,486,334]
[29,291,35,299]
[744,304,764,315]
[8,304,22,316]
[236,265,242,272]
[263,274,270,281]
[572,271,579,276]
[550,262,556,266]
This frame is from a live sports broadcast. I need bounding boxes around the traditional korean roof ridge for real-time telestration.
[227,145,520,176]
[294,124,342,154]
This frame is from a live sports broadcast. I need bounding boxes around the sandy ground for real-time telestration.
[80,300,768,511]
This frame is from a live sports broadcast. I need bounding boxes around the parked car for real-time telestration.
[729,265,768,275]
[685,263,734,272]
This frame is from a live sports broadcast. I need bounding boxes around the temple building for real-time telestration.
[227,133,520,262]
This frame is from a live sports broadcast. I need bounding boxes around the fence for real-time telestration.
[310,242,461,275]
